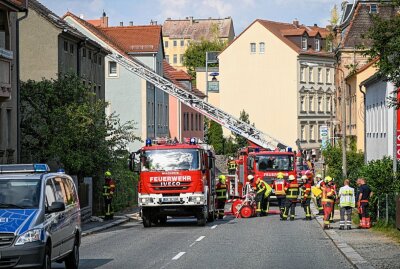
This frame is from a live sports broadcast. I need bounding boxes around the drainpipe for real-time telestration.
[359,84,366,163]
[16,1,29,163]
[153,54,157,138]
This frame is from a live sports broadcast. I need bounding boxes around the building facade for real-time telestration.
[162,17,235,70]
[0,0,26,164]
[219,19,333,150]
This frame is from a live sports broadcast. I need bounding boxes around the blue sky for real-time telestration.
[41,0,344,34]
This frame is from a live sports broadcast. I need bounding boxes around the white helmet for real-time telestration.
[288,175,295,181]
[301,175,307,180]
[247,175,254,181]
[316,174,322,179]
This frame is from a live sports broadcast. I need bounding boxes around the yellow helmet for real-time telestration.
[324,176,333,183]
[219,175,226,184]
[105,171,112,177]
[288,175,295,181]
[276,172,284,179]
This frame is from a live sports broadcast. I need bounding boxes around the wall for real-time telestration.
[219,21,298,148]
[19,8,59,81]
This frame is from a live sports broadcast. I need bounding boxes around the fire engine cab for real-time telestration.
[130,138,216,227]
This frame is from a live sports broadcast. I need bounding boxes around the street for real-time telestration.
[54,206,353,269]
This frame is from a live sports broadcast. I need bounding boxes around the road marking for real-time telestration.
[195,236,205,242]
[211,225,217,229]
[172,252,185,260]
[189,242,196,247]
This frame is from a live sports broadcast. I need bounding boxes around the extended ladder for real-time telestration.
[108,53,288,150]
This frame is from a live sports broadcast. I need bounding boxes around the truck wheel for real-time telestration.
[65,237,79,269]
[142,209,152,228]
[197,211,206,226]
[159,216,167,225]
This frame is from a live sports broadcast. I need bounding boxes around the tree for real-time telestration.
[363,2,400,107]
[183,38,227,79]
[233,110,253,149]
[206,120,224,154]
[20,73,140,179]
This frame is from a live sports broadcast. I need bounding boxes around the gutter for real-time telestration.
[359,84,366,163]
[16,0,29,163]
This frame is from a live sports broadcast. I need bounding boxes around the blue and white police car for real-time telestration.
[0,164,81,269]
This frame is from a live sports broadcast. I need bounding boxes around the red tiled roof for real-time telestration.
[101,25,162,53]
[87,19,102,27]
[3,0,27,10]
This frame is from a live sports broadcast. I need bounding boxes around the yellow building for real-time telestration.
[162,17,235,70]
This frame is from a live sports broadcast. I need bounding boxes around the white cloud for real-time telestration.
[200,0,233,18]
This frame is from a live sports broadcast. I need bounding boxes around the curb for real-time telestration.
[311,203,374,269]
[82,217,130,237]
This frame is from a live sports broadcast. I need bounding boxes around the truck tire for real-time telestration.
[159,216,167,225]
[197,215,206,226]
[142,209,152,228]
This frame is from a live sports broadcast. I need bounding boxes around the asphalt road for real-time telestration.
[53,206,354,269]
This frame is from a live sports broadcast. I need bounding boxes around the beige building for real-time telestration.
[162,17,235,70]
[219,19,333,150]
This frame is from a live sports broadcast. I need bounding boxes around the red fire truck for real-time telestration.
[130,138,216,227]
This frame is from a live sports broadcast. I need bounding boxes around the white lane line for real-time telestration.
[210,225,218,229]
[195,236,205,242]
[172,252,185,260]
[189,242,196,247]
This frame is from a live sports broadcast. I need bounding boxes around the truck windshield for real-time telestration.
[0,179,41,208]
[141,149,200,171]
[256,155,294,172]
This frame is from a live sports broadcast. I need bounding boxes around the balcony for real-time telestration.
[0,51,12,101]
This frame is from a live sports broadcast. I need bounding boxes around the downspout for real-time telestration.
[16,1,29,163]
[153,53,157,138]
[359,84,366,163]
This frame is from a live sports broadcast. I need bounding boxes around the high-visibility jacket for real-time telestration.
[228,161,237,170]
[339,185,355,208]
[103,178,116,197]
[285,182,299,200]
[216,182,227,199]
[322,185,336,203]
[273,179,288,196]
[301,181,312,199]
[256,180,272,198]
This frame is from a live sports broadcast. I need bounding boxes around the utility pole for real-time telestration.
[341,71,347,178]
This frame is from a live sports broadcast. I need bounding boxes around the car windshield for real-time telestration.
[141,149,200,171]
[0,179,41,208]
[256,155,294,172]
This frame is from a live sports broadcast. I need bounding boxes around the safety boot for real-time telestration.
[339,226,344,230]
[290,217,295,221]
[347,226,352,230]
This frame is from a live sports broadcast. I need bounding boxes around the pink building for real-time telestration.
[164,61,205,141]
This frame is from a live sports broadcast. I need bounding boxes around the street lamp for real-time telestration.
[301,62,347,178]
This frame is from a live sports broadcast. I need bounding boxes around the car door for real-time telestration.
[44,177,63,260]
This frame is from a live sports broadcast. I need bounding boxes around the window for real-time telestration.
[64,41,68,52]
[326,69,331,83]
[370,4,378,14]
[45,179,56,209]
[315,39,320,51]
[191,113,194,131]
[82,48,86,58]
[94,54,97,64]
[69,43,74,54]
[98,56,102,66]
[0,10,8,49]
[300,67,306,82]
[109,61,117,77]
[89,51,92,60]
[309,95,314,112]
[164,40,168,48]
[250,43,256,53]
[166,55,169,63]
[301,125,306,141]
[180,54,184,64]
[301,36,307,50]
[318,97,323,112]
[173,40,177,47]
[310,125,315,141]
[326,96,331,112]
[259,42,265,53]
[318,125,323,140]
[327,41,333,52]
[309,68,314,83]
[173,54,177,64]
[318,68,322,83]
[180,40,184,47]
[6,109,11,147]
[183,113,187,131]
[98,85,101,97]
[53,177,67,204]
[195,114,198,131]
[300,96,306,111]
[198,114,202,131]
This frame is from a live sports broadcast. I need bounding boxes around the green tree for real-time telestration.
[206,120,224,154]
[183,38,227,79]
[233,110,253,149]
[363,2,400,107]
[20,73,139,179]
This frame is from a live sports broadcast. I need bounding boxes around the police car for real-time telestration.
[0,164,81,269]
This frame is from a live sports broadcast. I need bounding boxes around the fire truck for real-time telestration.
[130,138,216,227]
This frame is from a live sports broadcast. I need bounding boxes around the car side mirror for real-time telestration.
[46,201,65,214]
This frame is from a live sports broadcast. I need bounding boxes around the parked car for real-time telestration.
[0,164,81,269]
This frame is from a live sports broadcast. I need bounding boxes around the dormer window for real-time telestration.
[301,36,307,50]
[370,4,378,14]
[315,38,320,52]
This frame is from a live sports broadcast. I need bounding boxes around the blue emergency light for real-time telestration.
[287,147,292,152]
[0,163,50,174]
[190,137,196,145]
[57,168,65,174]
[255,148,260,153]
[145,138,152,146]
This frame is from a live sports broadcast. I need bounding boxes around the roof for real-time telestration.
[87,19,102,27]
[2,0,27,10]
[101,25,162,53]
[163,60,206,99]
[163,17,234,40]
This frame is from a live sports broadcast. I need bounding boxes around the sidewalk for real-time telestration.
[311,203,400,269]
[82,207,140,237]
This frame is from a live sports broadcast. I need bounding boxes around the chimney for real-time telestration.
[293,19,299,28]
[129,21,133,26]
[100,11,108,28]
[120,22,123,26]
[314,23,318,27]
[189,16,194,24]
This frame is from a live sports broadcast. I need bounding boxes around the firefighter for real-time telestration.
[314,174,324,215]
[357,178,373,229]
[255,176,272,217]
[329,178,338,223]
[103,171,116,220]
[301,175,312,220]
[216,175,227,219]
[322,176,336,229]
[227,157,237,175]
[273,172,288,219]
[338,179,355,230]
[282,175,299,221]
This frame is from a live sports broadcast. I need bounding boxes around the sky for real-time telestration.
[40,0,345,34]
